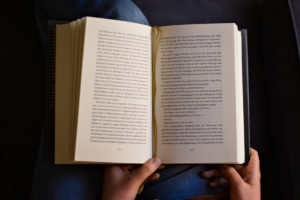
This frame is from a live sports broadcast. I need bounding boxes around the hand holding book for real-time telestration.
[101,158,162,200]
[100,149,260,200]
[202,148,261,200]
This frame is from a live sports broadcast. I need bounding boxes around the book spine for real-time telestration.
[152,26,161,157]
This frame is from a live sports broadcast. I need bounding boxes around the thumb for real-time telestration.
[131,158,161,185]
[220,165,244,186]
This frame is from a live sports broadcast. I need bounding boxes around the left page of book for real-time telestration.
[74,17,153,163]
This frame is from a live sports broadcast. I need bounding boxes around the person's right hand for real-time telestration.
[202,148,261,200]
[101,158,161,200]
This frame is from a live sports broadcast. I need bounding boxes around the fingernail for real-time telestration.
[154,172,160,180]
[152,158,161,167]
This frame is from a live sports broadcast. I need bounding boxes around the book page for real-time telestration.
[75,17,152,163]
[154,24,244,163]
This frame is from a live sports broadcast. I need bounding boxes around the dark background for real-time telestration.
[1,0,44,199]
[1,0,300,199]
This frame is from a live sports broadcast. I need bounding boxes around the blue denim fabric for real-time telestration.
[35,0,149,49]
[137,165,223,200]
[31,0,224,199]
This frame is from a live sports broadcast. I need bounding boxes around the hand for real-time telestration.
[202,148,261,200]
[101,158,161,200]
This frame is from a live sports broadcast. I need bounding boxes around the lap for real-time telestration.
[32,1,224,199]
[137,165,224,200]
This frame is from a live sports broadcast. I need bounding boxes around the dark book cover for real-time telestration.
[241,29,251,164]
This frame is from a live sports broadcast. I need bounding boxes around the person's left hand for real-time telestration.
[101,158,161,200]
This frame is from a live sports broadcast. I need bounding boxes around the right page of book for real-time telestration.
[154,24,245,164]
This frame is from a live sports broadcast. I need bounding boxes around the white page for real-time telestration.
[155,24,244,163]
[75,17,152,163]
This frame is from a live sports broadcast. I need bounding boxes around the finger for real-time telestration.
[201,168,222,178]
[249,149,260,170]
[245,148,261,184]
[148,172,160,181]
[105,165,122,174]
[104,165,126,179]
[209,177,229,188]
[131,157,161,185]
[159,165,166,170]
[219,165,244,185]
[232,164,243,172]
[121,165,134,174]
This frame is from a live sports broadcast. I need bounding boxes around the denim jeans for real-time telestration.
[31,0,224,199]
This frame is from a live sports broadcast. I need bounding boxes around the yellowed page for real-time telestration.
[75,17,152,163]
[155,24,244,164]
[55,19,87,164]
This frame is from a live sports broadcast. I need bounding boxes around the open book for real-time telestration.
[55,17,250,164]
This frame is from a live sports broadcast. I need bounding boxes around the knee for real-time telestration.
[36,0,149,25]
[101,0,149,25]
